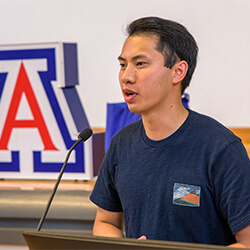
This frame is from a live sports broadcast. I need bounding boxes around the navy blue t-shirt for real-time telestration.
[90,110,250,246]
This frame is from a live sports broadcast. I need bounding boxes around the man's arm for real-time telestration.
[93,207,124,238]
[228,225,250,248]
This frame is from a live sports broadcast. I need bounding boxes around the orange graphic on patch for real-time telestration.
[180,190,200,205]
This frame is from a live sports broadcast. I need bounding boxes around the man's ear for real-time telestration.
[172,60,188,85]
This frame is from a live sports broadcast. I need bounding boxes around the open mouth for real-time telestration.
[124,89,136,96]
[123,90,137,103]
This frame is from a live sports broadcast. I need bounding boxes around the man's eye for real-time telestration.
[136,62,146,66]
[119,63,126,69]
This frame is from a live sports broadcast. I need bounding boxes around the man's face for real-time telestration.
[118,35,175,116]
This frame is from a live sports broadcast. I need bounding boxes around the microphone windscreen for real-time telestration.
[78,128,93,142]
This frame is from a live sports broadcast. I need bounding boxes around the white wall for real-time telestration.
[0,0,249,128]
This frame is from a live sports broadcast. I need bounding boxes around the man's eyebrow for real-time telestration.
[117,54,149,61]
[117,56,125,61]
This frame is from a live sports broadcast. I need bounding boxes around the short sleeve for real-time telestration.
[90,141,123,212]
[212,139,250,235]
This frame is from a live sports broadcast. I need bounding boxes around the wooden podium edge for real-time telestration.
[23,230,237,250]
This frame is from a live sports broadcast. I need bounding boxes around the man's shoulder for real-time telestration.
[189,110,239,142]
[109,119,142,145]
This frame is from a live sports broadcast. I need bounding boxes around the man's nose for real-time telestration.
[120,65,136,84]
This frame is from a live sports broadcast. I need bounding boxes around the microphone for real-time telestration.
[36,128,93,231]
[78,128,93,142]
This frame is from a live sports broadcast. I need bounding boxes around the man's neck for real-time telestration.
[142,104,189,141]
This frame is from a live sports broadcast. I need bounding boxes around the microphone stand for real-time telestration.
[37,129,92,231]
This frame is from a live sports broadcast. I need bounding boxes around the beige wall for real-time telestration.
[0,0,249,128]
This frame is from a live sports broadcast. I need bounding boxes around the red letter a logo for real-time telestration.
[0,62,57,150]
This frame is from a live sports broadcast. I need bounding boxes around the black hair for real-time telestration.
[126,17,198,94]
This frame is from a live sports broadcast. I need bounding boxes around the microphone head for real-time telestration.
[78,128,93,142]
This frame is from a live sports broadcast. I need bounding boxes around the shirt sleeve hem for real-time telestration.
[230,214,250,235]
[89,195,123,213]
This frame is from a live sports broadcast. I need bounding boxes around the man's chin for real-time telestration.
[127,104,141,114]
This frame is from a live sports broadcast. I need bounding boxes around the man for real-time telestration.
[90,17,250,247]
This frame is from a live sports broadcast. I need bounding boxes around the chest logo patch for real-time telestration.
[173,183,201,207]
